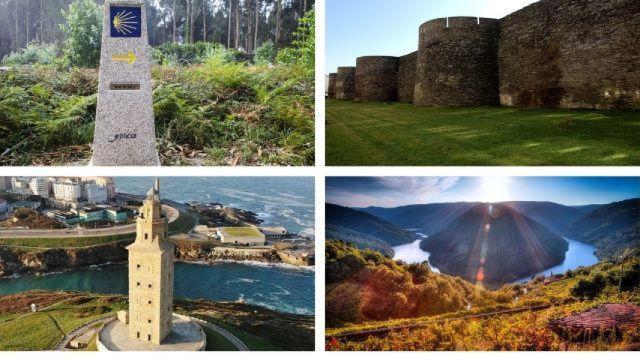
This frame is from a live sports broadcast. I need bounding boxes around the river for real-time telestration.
[512,238,598,283]
[0,262,314,315]
[393,234,598,282]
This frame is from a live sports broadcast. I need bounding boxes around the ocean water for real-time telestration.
[0,177,315,315]
[115,177,315,237]
[0,262,315,315]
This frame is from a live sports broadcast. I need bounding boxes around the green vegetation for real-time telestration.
[326,244,640,351]
[203,326,238,351]
[220,227,262,236]
[326,241,512,327]
[326,100,640,166]
[0,10,315,166]
[167,210,195,235]
[1,43,58,67]
[0,294,126,351]
[60,0,102,68]
[178,298,314,351]
[197,315,281,351]
[0,233,133,248]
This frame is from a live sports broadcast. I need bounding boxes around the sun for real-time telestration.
[478,177,512,203]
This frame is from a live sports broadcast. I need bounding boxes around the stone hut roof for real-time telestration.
[549,303,640,338]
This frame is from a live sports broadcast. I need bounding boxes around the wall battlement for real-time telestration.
[355,56,399,102]
[332,0,640,110]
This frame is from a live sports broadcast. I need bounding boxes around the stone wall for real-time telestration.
[397,52,417,103]
[336,67,356,100]
[327,73,337,99]
[414,17,500,107]
[355,56,399,102]
[499,0,640,109]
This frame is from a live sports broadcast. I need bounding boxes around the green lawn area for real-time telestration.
[167,210,195,235]
[0,233,134,249]
[192,314,282,351]
[326,100,640,166]
[203,326,238,351]
[0,296,126,351]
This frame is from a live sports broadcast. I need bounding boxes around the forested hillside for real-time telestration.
[568,198,640,259]
[326,204,415,248]
[325,241,510,327]
[420,203,569,284]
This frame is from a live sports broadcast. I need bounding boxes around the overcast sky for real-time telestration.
[325,0,539,73]
[326,177,640,208]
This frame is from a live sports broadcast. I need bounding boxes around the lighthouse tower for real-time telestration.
[127,179,174,345]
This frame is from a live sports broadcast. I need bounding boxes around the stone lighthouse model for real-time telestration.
[126,179,174,345]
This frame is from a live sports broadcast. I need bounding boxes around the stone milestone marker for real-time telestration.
[91,0,160,166]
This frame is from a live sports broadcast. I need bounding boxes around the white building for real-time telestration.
[53,180,82,202]
[11,177,32,195]
[84,183,108,204]
[217,227,266,246]
[29,178,50,198]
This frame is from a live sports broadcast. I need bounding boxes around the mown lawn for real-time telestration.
[203,326,238,351]
[325,100,640,166]
[0,295,126,351]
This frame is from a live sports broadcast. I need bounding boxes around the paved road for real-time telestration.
[0,205,180,239]
[191,318,249,351]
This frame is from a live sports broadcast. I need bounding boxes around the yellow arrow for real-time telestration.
[111,51,136,65]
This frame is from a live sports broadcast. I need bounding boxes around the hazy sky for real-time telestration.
[325,0,538,73]
[326,177,640,208]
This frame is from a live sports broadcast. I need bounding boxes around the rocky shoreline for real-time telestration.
[0,239,313,278]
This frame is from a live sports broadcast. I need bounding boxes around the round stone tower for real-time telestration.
[336,67,356,100]
[327,73,338,99]
[414,17,500,107]
[355,56,399,102]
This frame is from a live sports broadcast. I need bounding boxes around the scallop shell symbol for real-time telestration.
[112,10,137,35]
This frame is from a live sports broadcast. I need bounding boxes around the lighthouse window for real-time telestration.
[136,332,140,339]
[148,300,152,305]
[148,334,151,341]
[148,284,152,289]
[145,233,148,239]
[136,282,140,288]
[148,319,151,324]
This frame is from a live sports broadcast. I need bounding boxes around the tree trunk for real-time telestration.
[234,0,239,49]
[275,0,281,48]
[172,0,177,43]
[227,0,232,48]
[14,0,19,51]
[26,0,30,45]
[202,0,207,42]
[254,0,259,52]
[39,0,44,43]
[190,0,195,43]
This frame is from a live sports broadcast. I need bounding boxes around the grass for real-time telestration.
[203,326,238,351]
[0,233,134,249]
[325,100,640,166]
[194,314,282,351]
[219,227,262,237]
[0,295,126,351]
[167,210,195,235]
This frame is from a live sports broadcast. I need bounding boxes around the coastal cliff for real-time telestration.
[0,239,312,277]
